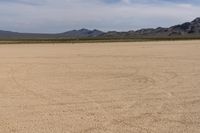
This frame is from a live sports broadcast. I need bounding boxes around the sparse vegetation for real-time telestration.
[0,37,200,44]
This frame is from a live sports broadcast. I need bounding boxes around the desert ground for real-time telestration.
[0,41,200,133]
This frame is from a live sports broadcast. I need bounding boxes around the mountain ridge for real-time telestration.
[1,17,200,39]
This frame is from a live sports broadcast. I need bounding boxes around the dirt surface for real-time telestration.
[0,41,200,133]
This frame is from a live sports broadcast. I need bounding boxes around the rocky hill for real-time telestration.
[101,17,200,38]
[0,18,200,39]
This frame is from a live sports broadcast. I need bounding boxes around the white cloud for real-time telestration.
[0,0,199,33]
[177,3,193,8]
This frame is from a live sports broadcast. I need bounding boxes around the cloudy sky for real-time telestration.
[0,0,200,33]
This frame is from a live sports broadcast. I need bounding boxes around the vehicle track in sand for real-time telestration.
[0,41,200,133]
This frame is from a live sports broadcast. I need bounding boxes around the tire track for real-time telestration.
[9,65,54,102]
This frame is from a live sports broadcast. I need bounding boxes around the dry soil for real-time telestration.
[0,41,200,133]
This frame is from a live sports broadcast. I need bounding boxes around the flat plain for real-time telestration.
[0,41,200,133]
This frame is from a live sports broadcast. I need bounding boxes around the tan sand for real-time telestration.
[0,41,200,133]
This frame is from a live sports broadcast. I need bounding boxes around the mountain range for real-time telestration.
[1,17,200,39]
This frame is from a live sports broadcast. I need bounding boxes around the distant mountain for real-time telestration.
[59,29,104,38]
[0,30,19,38]
[0,18,200,39]
[101,17,200,38]
[0,30,55,39]
[0,29,104,39]
[168,17,200,36]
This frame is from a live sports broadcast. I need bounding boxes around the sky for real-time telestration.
[0,0,200,33]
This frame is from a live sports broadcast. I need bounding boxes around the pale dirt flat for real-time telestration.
[0,41,200,133]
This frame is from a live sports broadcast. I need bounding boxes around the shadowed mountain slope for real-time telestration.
[0,18,200,39]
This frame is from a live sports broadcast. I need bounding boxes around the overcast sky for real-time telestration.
[0,0,200,33]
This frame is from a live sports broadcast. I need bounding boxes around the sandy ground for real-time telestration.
[0,41,200,133]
